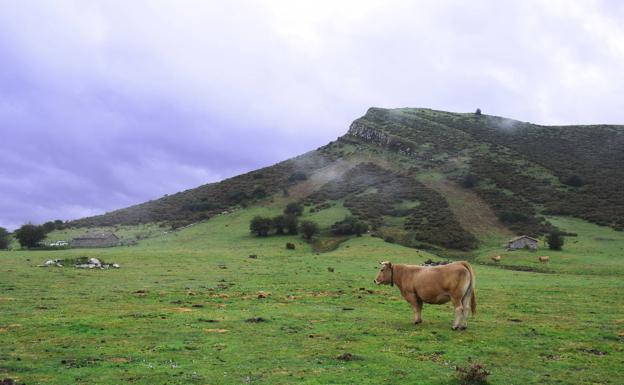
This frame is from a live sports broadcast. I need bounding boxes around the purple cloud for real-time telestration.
[1,0,623,230]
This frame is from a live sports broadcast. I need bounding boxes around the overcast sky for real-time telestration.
[1,0,623,230]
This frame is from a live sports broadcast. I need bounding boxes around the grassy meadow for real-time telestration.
[1,207,623,384]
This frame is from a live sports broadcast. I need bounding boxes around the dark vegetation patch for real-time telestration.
[492,264,554,274]
[306,163,477,250]
[1,379,25,385]
[580,348,607,356]
[245,317,267,323]
[336,352,360,361]
[455,362,490,385]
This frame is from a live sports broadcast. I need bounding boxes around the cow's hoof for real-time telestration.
[414,320,422,325]
[451,326,459,330]
[459,326,467,331]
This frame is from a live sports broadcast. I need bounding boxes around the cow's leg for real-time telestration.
[460,288,471,329]
[403,292,422,324]
[451,296,464,330]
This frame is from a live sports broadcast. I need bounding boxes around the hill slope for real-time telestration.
[70,108,624,250]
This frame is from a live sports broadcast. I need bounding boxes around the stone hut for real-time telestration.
[71,232,119,248]
[507,235,538,250]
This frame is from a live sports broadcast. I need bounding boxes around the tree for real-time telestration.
[475,108,482,115]
[284,202,303,217]
[42,221,56,234]
[14,224,46,248]
[0,227,10,249]
[331,216,368,236]
[546,230,564,250]
[272,215,286,235]
[353,221,368,237]
[300,220,319,240]
[284,215,299,235]
[249,216,273,237]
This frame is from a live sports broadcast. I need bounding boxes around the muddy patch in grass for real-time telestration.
[580,348,607,355]
[245,317,267,323]
[488,264,554,273]
[336,352,360,361]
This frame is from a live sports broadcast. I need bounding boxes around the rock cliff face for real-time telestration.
[347,120,420,158]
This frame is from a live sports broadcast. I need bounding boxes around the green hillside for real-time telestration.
[4,108,624,383]
[2,206,623,384]
[69,108,624,251]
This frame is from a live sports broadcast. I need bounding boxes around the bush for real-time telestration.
[14,224,46,248]
[288,171,307,183]
[42,221,57,234]
[546,230,564,250]
[300,221,319,240]
[252,187,267,199]
[272,215,286,235]
[461,173,478,188]
[475,108,482,115]
[331,216,368,236]
[384,236,395,243]
[0,227,10,249]
[563,175,584,187]
[249,216,273,237]
[284,215,299,235]
[227,191,249,204]
[456,362,490,385]
[284,202,304,217]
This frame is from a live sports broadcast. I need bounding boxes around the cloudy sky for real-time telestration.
[1,0,623,230]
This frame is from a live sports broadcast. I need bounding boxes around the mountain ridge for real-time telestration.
[70,107,624,250]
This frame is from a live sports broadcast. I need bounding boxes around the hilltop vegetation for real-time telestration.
[68,107,624,251]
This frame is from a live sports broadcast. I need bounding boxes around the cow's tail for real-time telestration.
[459,261,477,315]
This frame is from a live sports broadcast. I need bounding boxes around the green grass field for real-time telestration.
[1,209,623,384]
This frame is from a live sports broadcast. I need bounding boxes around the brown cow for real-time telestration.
[374,261,476,330]
[538,256,550,262]
[492,255,502,262]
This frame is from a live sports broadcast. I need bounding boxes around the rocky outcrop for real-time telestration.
[347,120,422,159]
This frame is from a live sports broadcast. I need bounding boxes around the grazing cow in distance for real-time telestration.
[374,261,476,330]
[538,256,550,262]
[492,255,502,262]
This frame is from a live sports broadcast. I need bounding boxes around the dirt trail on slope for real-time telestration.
[419,178,513,240]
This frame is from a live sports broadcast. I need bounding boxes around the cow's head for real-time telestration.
[374,261,393,285]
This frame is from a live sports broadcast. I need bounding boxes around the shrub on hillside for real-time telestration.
[300,220,319,240]
[461,173,478,188]
[252,187,267,199]
[249,216,273,237]
[14,224,46,248]
[0,227,10,249]
[42,221,57,234]
[288,171,307,183]
[284,215,299,235]
[227,190,249,204]
[546,230,564,250]
[563,175,584,187]
[272,215,286,235]
[284,202,304,216]
[331,216,368,237]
